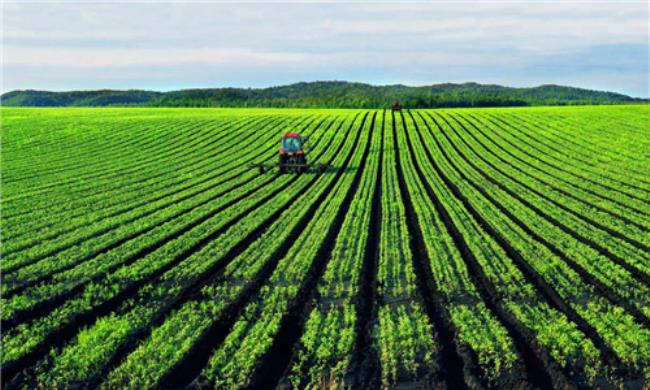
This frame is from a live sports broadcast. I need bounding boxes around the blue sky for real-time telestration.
[2,1,648,97]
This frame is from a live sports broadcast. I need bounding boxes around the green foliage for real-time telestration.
[1,105,648,389]
[1,89,161,107]
[2,81,644,108]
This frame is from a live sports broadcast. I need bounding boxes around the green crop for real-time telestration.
[1,105,647,389]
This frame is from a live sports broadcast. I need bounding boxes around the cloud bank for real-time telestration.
[2,1,648,96]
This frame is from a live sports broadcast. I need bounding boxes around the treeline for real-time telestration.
[1,81,644,108]
[0,89,161,107]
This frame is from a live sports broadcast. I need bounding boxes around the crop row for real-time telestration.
[89,112,367,389]
[464,113,650,219]
[436,113,650,315]
[1,106,647,389]
[2,115,298,257]
[1,115,294,271]
[1,113,352,384]
[501,111,649,186]
[408,111,649,377]
[285,112,382,388]
[2,114,267,220]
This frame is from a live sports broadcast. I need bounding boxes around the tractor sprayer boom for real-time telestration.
[248,131,329,175]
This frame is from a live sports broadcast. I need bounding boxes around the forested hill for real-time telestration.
[0,89,162,107]
[1,81,643,108]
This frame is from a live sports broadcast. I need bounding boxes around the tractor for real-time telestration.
[391,100,402,111]
[249,132,328,174]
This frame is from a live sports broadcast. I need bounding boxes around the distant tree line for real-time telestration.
[1,81,645,108]
[0,89,161,107]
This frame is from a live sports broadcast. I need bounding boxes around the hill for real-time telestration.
[0,89,162,107]
[1,81,643,108]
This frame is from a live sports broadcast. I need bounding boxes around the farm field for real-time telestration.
[1,105,649,389]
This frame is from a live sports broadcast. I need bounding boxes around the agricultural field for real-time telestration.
[1,105,649,389]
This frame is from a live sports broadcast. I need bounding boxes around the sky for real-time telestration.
[2,1,649,97]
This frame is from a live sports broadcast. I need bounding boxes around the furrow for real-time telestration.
[1,117,337,385]
[440,114,650,286]
[474,114,650,206]
[462,113,650,219]
[97,113,366,389]
[417,112,633,370]
[399,111,556,389]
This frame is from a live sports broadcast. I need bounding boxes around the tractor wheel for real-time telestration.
[279,154,287,174]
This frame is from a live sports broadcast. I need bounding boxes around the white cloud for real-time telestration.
[1,1,648,96]
[4,47,311,67]
[4,45,526,69]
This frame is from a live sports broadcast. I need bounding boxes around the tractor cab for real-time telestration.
[280,133,304,155]
[279,132,306,173]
